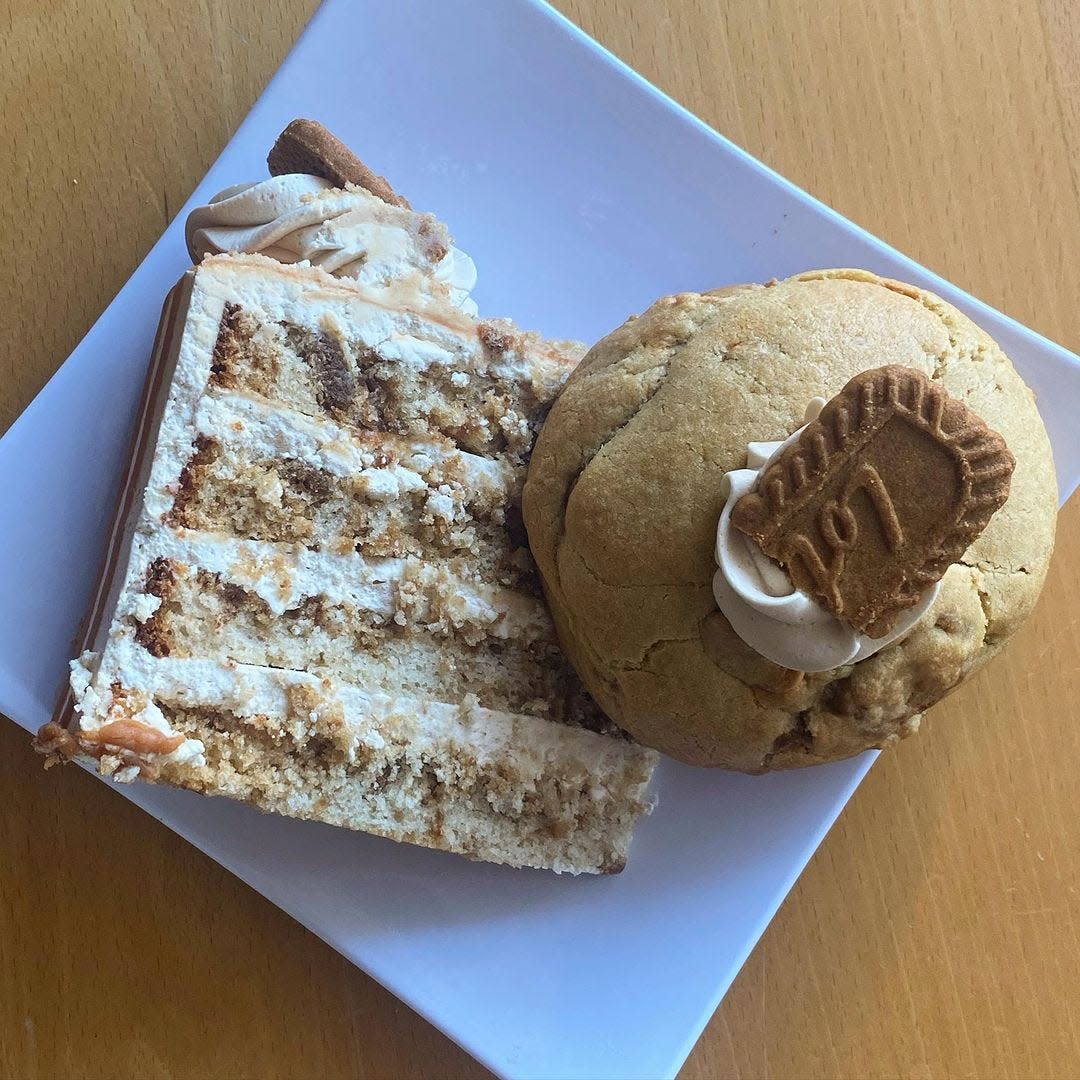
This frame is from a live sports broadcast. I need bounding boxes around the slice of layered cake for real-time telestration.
[38,126,657,874]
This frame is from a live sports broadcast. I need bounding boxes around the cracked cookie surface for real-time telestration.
[522,269,1057,769]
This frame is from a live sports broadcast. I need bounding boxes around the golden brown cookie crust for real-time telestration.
[522,269,1058,770]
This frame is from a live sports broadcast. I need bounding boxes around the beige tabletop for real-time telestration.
[3,1,1080,1077]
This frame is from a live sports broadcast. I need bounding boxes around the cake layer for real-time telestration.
[118,533,548,637]
[165,387,525,571]
[207,288,571,459]
[160,702,646,874]
[55,643,653,873]
[165,432,520,569]
[189,389,515,494]
[126,552,599,727]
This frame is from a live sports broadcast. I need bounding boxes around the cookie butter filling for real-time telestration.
[713,398,940,672]
[186,174,478,314]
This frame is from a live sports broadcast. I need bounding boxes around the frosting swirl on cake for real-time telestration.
[186,174,478,313]
[713,398,939,673]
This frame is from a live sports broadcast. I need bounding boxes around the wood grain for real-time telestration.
[2,0,1079,1077]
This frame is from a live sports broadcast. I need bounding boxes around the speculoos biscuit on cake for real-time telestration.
[268,118,409,207]
[522,269,1057,771]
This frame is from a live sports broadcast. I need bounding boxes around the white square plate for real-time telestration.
[2,2,1077,1077]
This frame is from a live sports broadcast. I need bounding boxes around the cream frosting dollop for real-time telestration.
[185,174,478,314]
[712,398,939,673]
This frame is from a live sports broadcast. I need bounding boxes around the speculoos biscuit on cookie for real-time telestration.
[731,365,1015,637]
[522,269,1057,770]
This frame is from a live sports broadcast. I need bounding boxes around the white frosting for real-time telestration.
[713,399,940,672]
[186,175,478,315]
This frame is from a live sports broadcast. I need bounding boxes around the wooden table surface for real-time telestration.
[3,1,1079,1077]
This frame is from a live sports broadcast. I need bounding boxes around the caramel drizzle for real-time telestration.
[79,719,186,756]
